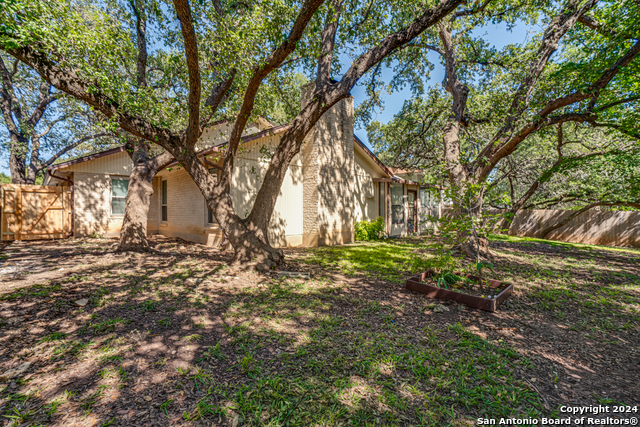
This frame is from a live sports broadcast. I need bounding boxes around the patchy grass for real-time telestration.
[489,233,640,255]
[0,235,637,426]
[303,241,436,283]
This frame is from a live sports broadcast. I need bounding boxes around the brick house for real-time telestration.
[44,97,440,247]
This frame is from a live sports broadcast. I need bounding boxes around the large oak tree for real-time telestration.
[0,54,112,184]
[368,0,640,255]
[1,0,466,267]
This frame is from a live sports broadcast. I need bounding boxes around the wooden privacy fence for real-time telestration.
[503,209,640,248]
[0,184,72,241]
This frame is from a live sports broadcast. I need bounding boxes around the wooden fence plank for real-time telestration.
[1,184,71,241]
[23,192,61,233]
[0,187,3,242]
[498,208,640,248]
[15,186,21,241]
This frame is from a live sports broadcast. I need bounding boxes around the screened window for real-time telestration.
[420,188,430,207]
[161,180,168,222]
[111,178,129,215]
[207,205,214,225]
[390,184,404,224]
[379,182,385,218]
[207,169,219,224]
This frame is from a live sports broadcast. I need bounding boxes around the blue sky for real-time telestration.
[353,20,534,147]
[1,20,533,176]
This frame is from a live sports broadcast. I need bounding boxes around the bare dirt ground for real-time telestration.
[0,236,638,426]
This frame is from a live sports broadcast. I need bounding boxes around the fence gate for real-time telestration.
[0,184,72,241]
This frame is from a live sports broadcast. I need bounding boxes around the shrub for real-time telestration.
[355,217,385,241]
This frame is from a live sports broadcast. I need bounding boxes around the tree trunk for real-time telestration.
[497,181,540,232]
[438,24,491,259]
[9,153,26,184]
[208,174,285,271]
[170,147,285,271]
[117,162,155,251]
[117,140,173,252]
[9,135,27,184]
[226,224,284,271]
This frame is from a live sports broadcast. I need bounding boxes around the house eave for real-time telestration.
[372,177,420,186]
[353,135,393,178]
[163,124,292,169]
[48,146,127,173]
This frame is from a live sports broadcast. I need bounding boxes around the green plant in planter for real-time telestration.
[434,271,462,289]
[422,242,463,289]
[425,184,504,295]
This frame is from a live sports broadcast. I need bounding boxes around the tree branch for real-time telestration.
[0,57,22,133]
[345,0,375,36]
[34,115,68,138]
[8,58,18,77]
[173,0,202,149]
[316,0,344,86]
[478,0,598,164]
[454,0,493,18]
[205,68,236,111]
[336,0,464,96]
[577,13,637,39]
[592,122,640,139]
[39,132,112,170]
[246,0,465,229]
[150,150,175,171]
[0,58,20,135]
[541,200,640,238]
[4,43,181,149]
[476,37,640,181]
[594,95,640,112]
[401,42,445,56]
[222,0,327,185]
[27,82,57,128]
[129,0,148,87]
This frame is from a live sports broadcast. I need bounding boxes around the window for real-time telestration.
[111,178,129,215]
[379,182,385,218]
[207,205,214,225]
[161,180,168,222]
[207,168,219,225]
[390,184,404,224]
[420,187,430,207]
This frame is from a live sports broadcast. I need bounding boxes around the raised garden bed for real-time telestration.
[405,270,514,312]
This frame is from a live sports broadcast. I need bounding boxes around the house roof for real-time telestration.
[353,135,393,178]
[48,146,127,173]
[49,124,396,181]
[389,168,421,175]
[372,176,421,186]
[164,123,293,168]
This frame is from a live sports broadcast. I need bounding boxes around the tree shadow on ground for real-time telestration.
[0,235,638,427]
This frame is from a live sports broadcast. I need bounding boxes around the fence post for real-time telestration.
[15,186,21,241]
[0,186,3,242]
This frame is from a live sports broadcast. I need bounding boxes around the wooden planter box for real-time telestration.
[405,271,514,312]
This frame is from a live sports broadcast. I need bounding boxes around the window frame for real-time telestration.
[390,183,404,225]
[378,182,385,219]
[110,177,129,216]
[161,180,168,222]
[206,168,219,225]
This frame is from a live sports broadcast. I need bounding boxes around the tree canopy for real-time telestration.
[366,0,639,237]
[0,53,114,183]
[1,0,468,266]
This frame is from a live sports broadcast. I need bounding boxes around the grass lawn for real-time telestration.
[0,235,638,426]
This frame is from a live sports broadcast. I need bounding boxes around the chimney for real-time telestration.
[301,82,356,246]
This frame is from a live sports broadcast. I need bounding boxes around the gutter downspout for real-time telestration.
[47,167,74,238]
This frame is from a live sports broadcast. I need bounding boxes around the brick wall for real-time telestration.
[302,83,356,246]
[73,172,124,237]
[154,168,222,245]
